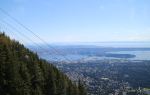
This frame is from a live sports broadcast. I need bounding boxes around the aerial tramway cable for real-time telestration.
[0,7,72,63]
[0,19,60,62]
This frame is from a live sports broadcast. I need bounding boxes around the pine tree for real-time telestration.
[78,80,87,95]
[0,32,87,95]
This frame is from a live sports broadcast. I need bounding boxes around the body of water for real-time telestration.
[40,50,150,61]
[108,51,150,60]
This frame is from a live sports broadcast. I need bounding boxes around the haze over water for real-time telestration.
[51,42,150,48]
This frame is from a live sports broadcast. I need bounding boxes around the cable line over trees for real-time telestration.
[0,7,73,63]
[0,19,60,62]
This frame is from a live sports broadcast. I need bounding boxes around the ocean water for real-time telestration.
[31,42,150,61]
[41,50,150,61]
[108,51,150,60]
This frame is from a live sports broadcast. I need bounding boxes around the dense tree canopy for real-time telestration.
[0,32,87,95]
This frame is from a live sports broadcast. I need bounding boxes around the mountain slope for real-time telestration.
[0,32,87,95]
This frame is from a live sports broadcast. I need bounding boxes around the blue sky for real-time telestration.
[0,0,150,43]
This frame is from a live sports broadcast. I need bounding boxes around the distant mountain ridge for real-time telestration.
[0,32,87,95]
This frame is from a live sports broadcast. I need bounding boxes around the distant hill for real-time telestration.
[0,32,87,95]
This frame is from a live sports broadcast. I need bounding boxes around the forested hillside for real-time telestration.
[0,32,87,95]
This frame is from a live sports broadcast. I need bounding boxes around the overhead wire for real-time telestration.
[0,21,24,43]
[0,7,72,63]
[0,19,60,62]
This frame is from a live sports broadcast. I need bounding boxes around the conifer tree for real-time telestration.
[0,32,87,95]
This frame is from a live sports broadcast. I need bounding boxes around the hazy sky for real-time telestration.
[0,0,150,43]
